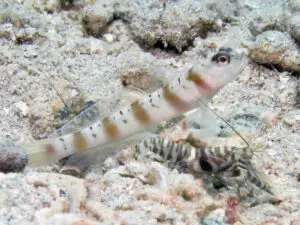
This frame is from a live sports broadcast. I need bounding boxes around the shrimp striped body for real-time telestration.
[134,136,275,199]
[134,136,253,175]
[25,48,246,165]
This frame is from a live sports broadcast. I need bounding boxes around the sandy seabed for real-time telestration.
[0,0,299,224]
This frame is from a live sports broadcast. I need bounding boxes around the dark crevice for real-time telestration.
[15,37,34,45]
[291,71,300,78]
[153,40,182,53]
[145,39,194,57]
[263,63,299,75]
[112,12,131,24]
[84,8,215,56]
[60,0,82,11]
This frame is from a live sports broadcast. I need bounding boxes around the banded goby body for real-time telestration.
[24,48,246,166]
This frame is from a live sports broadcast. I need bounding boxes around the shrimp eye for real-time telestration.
[199,158,213,172]
[212,52,231,64]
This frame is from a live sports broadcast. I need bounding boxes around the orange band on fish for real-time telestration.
[186,70,213,91]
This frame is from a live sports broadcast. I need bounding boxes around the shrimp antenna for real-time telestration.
[196,97,250,148]
[45,76,71,113]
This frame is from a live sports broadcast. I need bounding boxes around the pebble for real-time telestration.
[89,39,107,54]
[246,30,300,72]
[81,1,114,36]
[0,138,28,173]
[14,100,29,117]
[45,0,61,12]
[205,208,226,222]
[120,68,151,90]
[151,204,174,222]
[181,183,199,201]
[288,14,300,43]
[15,27,37,44]
[23,49,38,59]
[287,0,300,12]
[283,110,300,126]
[103,33,115,43]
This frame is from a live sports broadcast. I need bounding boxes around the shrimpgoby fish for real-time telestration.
[24,48,247,166]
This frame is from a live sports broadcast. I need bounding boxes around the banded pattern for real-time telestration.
[134,136,192,172]
[131,101,151,124]
[72,131,88,151]
[186,70,212,91]
[135,137,252,174]
[246,165,274,195]
[134,136,275,200]
[102,117,119,139]
[24,48,246,166]
[162,85,190,112]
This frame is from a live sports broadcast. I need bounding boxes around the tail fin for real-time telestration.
[23,139,60,166]
[23,131,155,167]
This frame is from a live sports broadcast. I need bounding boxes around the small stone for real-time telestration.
[120,68,151,90]
[114,202,135,211]
[151,205,168,222]
[283,110,300,126]
[45,0,61,12]
[89,39,107,54]
[24,49,38,59]
[249,11,285,36]
[246,30,300,72]
[247,31,290,65]
[181,184,198,201]
[0,138,28,173]
[15,27,37,44]
[82,1,114,36]
[103,33,115,43]
[14,101,29,117]
[287,0,300,12]
[287,14,300,43]
[203,208,227,225]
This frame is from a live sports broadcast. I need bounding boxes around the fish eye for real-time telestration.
[218,55,228,63]
[212,52,231,64]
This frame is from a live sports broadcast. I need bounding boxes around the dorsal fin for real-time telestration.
[50,100,100,137]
